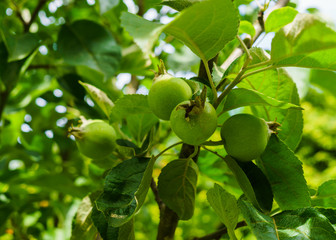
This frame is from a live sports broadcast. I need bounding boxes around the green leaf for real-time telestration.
[223,156,273,212]
[274,207,336,239]
[223,88,302,112]
[235,0,253,5]
[239,200,336,240]
[71,195,97,240]
[239,20,255,37]
[99,0,119,15]
[316,208,336,227]
[120,12,164,54]
[161,0,198,11]
[238,199,278,239]
[316,180,336,198]
[23,173,91,198]
[236,161,273,212]
[158,158,198,220]
[0,203,14,227]
[265,7,298,33]
[79,81,114,119]
[1,31,41,62]
[271,14,336,70]
[91,204,118,240]
[111,94,152,120]
[212,63,225,86]
[239,48,303,150]
[91,205,135,240]
[116,139,140,153]
[258,135,311,210]
[0,110,25,147]
[312,197,336,209]
[57,74,86,100]
[197,149,231,183]
[0,42,31,91]
[223,156,260,211]
[95,157,151,227]
[164,0,239,61]
[126,113,159,143]
[207,184,239,240]
[167,45,200,72]
[119,45,152,75]
[135,156,156,211]
[121,0,239,60]
[310,70,336,98]
[57,20,121,77]
[117,218,135,240]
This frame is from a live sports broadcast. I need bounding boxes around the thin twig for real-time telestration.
[202,59,218,102]
[151,178,164,211]
[154,141,183,160]
[193,221,247,240]
[28,64,57,70]
[213,35,253,109]
[25,0,49,32]
[244,59,272,70]
[136,0,145,16]
[202,146,226,160]
[240,65,275,81]
[236,35,252,60]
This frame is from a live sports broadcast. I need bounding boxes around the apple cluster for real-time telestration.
[148,74,270,161]
[148,73,218,146]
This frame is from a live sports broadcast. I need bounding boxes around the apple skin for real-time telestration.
[74,120,117,159]
[221,114,269,162]
[170,101,217,146]
[148,75,192,120]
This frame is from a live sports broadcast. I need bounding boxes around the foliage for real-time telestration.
[1,0,336,239]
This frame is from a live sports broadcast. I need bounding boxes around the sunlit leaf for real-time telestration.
[223,88,302,112]
[164,0,239,61]
[239,20,255,37]
[161,0,199,11]
[111,94,152,120]
[120,12,164,54]
[71,195,97,240]
[207,184,239,240]
[271,14,336,70]
[79,81,114,119]
[265,7,298,33]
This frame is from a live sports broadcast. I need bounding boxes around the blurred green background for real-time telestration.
[1,0,336,239]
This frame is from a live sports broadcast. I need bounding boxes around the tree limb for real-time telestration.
[192,221,247,240]
[136,0,145,17]
[151,178,164,212]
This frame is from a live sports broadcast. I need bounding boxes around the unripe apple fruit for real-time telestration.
[221,114,269,162]
[71,119,117,159]
[170,101,217,145]
[148,74,192,120]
